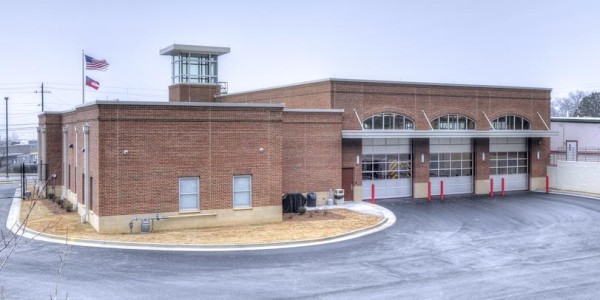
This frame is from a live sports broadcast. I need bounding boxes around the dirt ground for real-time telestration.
[20,199,383,245]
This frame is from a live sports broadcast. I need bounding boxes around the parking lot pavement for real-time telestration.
[3,189,600,299]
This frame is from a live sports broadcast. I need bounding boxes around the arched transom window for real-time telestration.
[491,115,531,130]
[431,114,476,130]
[363,113,415,130]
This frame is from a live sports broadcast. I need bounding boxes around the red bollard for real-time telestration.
[501,177,505,197]
[371,183,375,204]
[440,180,444,201]
[490,178,494,197]
[427,181,432,202]
[546,175,549,194]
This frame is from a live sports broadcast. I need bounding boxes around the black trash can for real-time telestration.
[306,192,317,207]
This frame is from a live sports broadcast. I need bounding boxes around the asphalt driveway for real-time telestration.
[2,186,600,299]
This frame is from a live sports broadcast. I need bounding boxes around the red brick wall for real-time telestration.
[59,106,100,208]
[169,84,221,102]
[95,105,283,216]
[474,138,490,180]
[330,80,551,132]
[39,114,63,186]
[48,103,283,217]
[282,110,342,193]
[412,139,430,184]
[219,81,333,109]
[530,137,550,177]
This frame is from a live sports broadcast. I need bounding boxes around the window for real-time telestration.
[490,152,528,175]
[431,114,475,130]
[363,113,415,130]
[491,115,531,130]
[179,177,200,211]
[429,152,473,177]
[362,154,412,180]
[233,175,252,208]
[172,52,219,84]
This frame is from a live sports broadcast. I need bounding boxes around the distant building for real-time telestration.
[550,117,600,162]
[39,45,556,233]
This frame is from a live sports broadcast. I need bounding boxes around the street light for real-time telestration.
[4,96,8,178]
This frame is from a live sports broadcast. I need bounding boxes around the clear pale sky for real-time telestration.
[1,0,599,139]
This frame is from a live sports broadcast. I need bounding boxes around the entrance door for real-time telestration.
[342,168,354,201]
[566,140,578,161]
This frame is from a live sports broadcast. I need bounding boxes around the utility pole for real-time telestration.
[34,82,51,112]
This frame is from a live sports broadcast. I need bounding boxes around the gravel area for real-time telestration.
[20,198,383,244]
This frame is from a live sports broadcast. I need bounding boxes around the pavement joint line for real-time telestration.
[6,189,396,252]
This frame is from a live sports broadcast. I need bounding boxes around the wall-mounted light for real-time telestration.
[123,149,129,155]
[536,151,540,160]
[420,153,425,164]
[482,152,486,161]
[68,144,73,149]
[259,147,265,153]
[356,155,360,165]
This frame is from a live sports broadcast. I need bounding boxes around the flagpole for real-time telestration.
[82,50,85,104]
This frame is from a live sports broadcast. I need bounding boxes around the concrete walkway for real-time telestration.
[6,190,396,252]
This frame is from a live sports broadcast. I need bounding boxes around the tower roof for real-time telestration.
[159,44,230,56]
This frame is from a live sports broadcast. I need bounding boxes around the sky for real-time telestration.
[1,0,599,139]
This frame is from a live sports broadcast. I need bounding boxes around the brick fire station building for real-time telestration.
[39,45,556,233]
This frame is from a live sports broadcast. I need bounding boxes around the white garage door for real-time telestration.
[429,138,473,195]
[362,138,412,199]
[490,138,528,191]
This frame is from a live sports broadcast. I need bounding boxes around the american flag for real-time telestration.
[85,55,109,71]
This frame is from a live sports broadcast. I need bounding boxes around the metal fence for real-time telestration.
[550,147,600,165]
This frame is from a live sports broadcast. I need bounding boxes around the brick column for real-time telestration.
[530,137,550,190]
[413,138,430,198]
[474,138,490,194]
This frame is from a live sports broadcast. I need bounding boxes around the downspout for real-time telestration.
[41,126,46,186]
[83,123,90,223]
[61,126,68,200]
[36,127,41,183]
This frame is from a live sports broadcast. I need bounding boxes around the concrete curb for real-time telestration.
[6,190,396,252]
[534,189,600,201]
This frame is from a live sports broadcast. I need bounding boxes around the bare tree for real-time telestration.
[552,91,587,117]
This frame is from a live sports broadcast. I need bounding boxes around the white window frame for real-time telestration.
[179,177,199,212]
[233,175,252,208]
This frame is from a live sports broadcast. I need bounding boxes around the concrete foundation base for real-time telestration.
[90,206,283,234]
[530,176,547,191]
[475,180,490,195]
[414,182,428,198]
